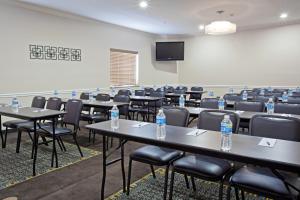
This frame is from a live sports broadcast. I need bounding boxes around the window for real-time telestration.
[110,48,138,86]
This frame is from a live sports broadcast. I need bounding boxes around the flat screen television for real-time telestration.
[156,41,184,61]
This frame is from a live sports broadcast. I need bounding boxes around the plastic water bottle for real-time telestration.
[140,85,144,90]
[218,97,225,110]
[242,90,248,101]
[288,89,293,96]
[229,87,234,94]
[111,105,119,129]
[111,87,116,96]
[53,90,58,96]
[71,90,76,99]
[11,97,19,113]
[268,86,272,92]
[179,95,185,107]
[96,88,100,94]
[260,89,265,96]
[266,98,275,114]
[156,109,166,140]
[297,87,300,93]
[220,115,232,151]
[208,91,214,97]
[89,91,94,101]
[282,91,288,102]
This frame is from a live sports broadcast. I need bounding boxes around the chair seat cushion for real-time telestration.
[3,120,29,128]
[173,155,232,179]
[130,145,183,165]
[230,167,291,197]
[38,126,72,136]
[81,113,106,122]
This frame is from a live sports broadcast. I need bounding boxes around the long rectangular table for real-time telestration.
[0,106,65,176]
[86,119,300,199]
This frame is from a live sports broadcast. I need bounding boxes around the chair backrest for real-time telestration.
[46,97,62,110]
[197,110,240,133]
[80,92,89,100]
[174,89,185,95]
[254,95,274,103]
[235,101,264,112]
[223,93,242,102]
[63,99,83,127]
[287,97,300,104]
[176,86,188,92]
[144,87,154,94]
[135,90,146,96]
[149,91,164,107]
[113,95,130,116]
[250,114,300,141]
[163,107,190,127]
[164,86,174,93]
[96,93,111,101]
[200,98,219,109]
[118,89,131,96]
[31,96,46,109]
[274,103,300,115]
[190,86,203,100]
[292,92,300,97]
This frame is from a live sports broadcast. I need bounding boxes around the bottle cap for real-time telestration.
[224,115,230,119]
[269,98,273,101]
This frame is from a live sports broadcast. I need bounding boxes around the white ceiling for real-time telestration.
[19,0,300,35]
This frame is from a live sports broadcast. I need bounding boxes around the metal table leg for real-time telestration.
[51,118,58,168]
[0,115,3,148]
[101,135,107,200]
[33,120,37,176]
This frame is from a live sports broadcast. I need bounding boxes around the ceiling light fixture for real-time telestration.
[280,13,288,19]
[205,10,237,35]
[139,1,148,9]
[198,25,205,30]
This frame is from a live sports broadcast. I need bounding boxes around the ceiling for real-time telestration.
[19,0,300,36]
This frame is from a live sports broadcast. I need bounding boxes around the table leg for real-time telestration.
[51,118,58,168]
[0,115,3,148]
[154,102,157,123]
[101,134,107,200]
[121,139,126,193]
[33,120,37,176]
[147,102,150,122]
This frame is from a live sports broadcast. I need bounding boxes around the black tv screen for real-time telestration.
[156,42,184,61]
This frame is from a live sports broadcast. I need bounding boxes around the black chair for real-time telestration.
[80,92,91,112]
[254,95,275,103]
[16,97,63,155]
[127,107,190,200]
[136,91,164,122]
[113,95,130,119]
[164,86,174,93]
[224,93,242,102]
[117,89,131,96]
[169,110,239,200]
[175,86,188,92]
[187,87,203,105]
[235,101,265,131]
[129,90,146,120]
[200,98,219,109]
[287,97,300,104]
[2,96,46,148]
[37,99,83,167]
[227,115,300,200]
[144,87,154,95]
[275,103,300,115]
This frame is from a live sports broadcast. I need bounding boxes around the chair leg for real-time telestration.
[27,131,33,142]
[150,165,156,179]
[57,138,64,151]
[93,131,96,144]
[32,134,39,159]
[241,190,245,200]
[59,137,66,151]
[169,169,175,200]
[184,174,190,189]
[191,176,196,191]
[41,136,49,146]
[126,158,132,195]
[3,127,8,148]
[73,134,83,157]
[88,129,92,143]
[226,184,231,200]
[16,130,22,153]
[234,187,240,200]
[163,165,170,200]
[110,137,113,148]
[219,180,224,200]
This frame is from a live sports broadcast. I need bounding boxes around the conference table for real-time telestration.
[0,105,65,176]
[86,119,300,200]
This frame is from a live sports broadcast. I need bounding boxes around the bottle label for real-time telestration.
[156,116,166,126]
[267,103,274,110]
[221,122,232,134]
[111,110,119,118]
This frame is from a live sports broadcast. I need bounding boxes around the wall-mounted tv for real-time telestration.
[156,41,184,61]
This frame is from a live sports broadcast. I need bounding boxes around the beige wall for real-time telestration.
[0,1,178,95]
[178,24,300,89]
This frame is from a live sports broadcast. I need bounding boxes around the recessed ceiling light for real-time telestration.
[198,25,205,30]
[280,13,288,19]
[139,1,148,9]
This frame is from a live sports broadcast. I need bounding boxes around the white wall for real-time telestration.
[0,1,178,94]
[178,24,300,88]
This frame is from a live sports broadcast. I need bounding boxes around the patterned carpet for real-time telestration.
[0,140,100,190]
[107,168,267,200]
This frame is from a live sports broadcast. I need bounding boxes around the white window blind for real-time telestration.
[110,48,138,86]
